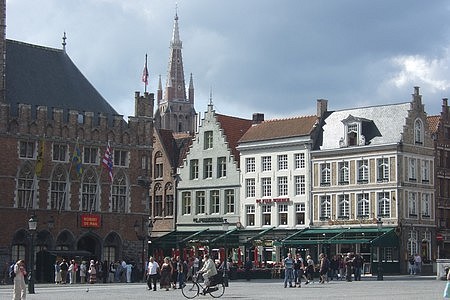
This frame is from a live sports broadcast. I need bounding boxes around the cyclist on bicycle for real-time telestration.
[198,254,217,293]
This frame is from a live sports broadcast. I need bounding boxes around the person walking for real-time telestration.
[344,253,354,282]
[146,256,160,291]
[59,259,68,284]
[283,253,294,288]
[414,253,422,275]
[160,257,173,291]
[305,255,315,283]
[444,267,450,298]
[54,260,62,284]
[108,261,115,283]
[12,259,27,300]
[318,253,329,284]
[353,254,363,281]
[79,261,87,284]
[88,260,97,284]
[68,259,76,284]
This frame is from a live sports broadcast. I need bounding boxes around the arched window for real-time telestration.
[377,191,390,217]
[357,193,370,218]
[50,164,68,211]
[81,167,98,212]
[407,230,418,256]
[17,162,35,209]
[165,182,174,216]
[338,194,350,218]
[111,170,127,213]
[414,119,423,144]
[154,183,163,217]
[320,195,331,220]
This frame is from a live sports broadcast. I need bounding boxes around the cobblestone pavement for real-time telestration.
[0,276,445,300]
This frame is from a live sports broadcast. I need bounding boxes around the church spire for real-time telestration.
[164,10,186,102]
[155,8,196,134]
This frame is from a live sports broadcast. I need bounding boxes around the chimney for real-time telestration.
[252,113,264,124]
[317,99,328,117]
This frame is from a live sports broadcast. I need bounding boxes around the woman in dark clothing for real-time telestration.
[160,257,172,291]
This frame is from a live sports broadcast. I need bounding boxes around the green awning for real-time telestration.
[280,227,398,246]
[245,226,275,244]
[181,229,210,243]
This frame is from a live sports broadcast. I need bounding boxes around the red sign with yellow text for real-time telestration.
[81,214,101,228]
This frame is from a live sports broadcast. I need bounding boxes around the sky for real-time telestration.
[6,0,450,120]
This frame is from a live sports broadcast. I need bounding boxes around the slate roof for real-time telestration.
[427,115,440,134]
[216,114,253,165]
[239,115,319,143]
[173,132,193,168]
[5,39,118,117]
[320,102,411,150]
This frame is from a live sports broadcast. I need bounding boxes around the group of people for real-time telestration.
[408,253,422,275]
[282,252,365,288]
[53,259,135,285]
[146,253,224,294]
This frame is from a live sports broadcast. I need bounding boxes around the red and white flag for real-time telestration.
[102,141,113,182]
[142,54,149,85]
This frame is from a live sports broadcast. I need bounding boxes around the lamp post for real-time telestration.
[134,217,148,282]
[222,219,229,287]
[28,215,37,294]
[376,217,383,281]
[148,217,153,258]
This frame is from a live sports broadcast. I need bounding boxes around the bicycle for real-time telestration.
[181,273,225,298]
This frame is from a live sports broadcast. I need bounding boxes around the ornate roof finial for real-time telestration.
[62,32,67,52]
[209,86,213,106]
[175,2,178,20]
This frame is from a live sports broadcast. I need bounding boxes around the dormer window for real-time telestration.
[347,123,358,146]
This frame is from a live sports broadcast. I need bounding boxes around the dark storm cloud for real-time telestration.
[6,0,450,119]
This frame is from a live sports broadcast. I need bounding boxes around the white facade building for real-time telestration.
[237,114,321,230]
[176,103,253,231]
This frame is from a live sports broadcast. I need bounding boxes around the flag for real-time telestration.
[102,141,113,182]
[72,141,83,177]
[35,136,45,176]
[141,54,149,85]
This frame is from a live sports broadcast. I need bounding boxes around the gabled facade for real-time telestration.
[428,98,450,258]
[310,87,435,274]
[176,103,253,231]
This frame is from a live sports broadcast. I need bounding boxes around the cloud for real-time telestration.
[389,51,450,92]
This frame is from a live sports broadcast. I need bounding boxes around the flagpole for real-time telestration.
[142,54,148,93]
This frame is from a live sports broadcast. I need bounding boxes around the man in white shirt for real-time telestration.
[146,256,160,291]
[198,254,217,291]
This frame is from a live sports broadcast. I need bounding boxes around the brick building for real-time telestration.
[0,0,153,282]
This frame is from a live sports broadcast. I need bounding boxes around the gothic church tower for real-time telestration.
[155,12,196,134]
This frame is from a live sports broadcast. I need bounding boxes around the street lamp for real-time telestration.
[222,219,229,287]
[28,215,37,294]
[134,217,149,282]
[148,217,153,257]
[376,217,383,281]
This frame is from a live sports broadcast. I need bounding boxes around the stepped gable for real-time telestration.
[320,102,410,150]
[239,115,319,142]
[5,39,118,118]
[216,114,253,166]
